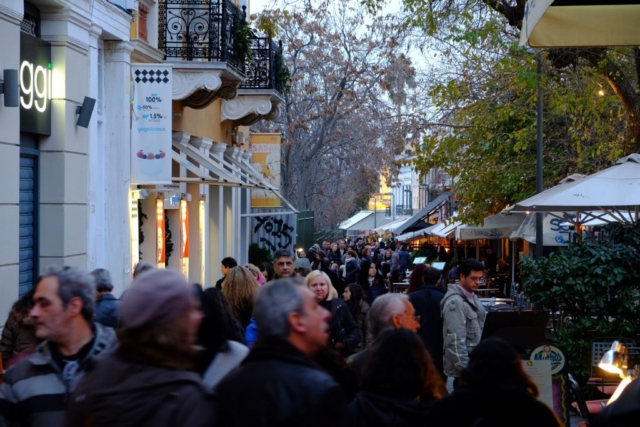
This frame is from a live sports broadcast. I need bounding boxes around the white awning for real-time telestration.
[339,211,373,230]
[170,141,297,212]
[372,215,411,234]
[455,212,527,241]
[428,217,461,239]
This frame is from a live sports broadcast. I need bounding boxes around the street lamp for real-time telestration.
[369,195,378,229]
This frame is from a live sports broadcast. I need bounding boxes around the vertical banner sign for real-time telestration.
[156,199,166,268]
[132,64,172,184]
[180,199,189,277]
[251,133,282,208]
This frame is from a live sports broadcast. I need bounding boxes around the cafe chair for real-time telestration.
[569,373,607,427]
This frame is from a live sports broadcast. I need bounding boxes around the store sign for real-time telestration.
[156,199,166,268]
[131,64,172,184]
[20,32,52,135]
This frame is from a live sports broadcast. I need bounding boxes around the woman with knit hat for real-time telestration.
[66,269,214,427]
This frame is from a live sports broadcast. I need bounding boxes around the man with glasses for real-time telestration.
[441,259,487,391]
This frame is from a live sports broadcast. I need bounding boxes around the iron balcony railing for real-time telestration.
[240,35,282,91]
[158,0,243,72]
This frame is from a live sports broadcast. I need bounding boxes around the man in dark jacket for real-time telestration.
[409,266,445,376]
[0,267,117,427]
[91,268,121,329]
[398,244,411,278]
[215,279,350,427]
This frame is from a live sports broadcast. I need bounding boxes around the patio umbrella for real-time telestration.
[520,0,640,48]
[512,154,640,224]
[456,212,527,241]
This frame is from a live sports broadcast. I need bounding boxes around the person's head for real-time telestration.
[497,258,508,268]
[31,267,96,343]
[389,244,396,252]
[401,244,407,251]
[273,249,294,278]
[379,241,386,250]
[331,243,338,252]
[343,283,364,303]
[222,266,259,315]
[362,328,445,400]
[295,266,311,277]
[244,263,266,285]
[458,259,485,293]
[460,339,539,397]
[220,257,238,276]
[356,237,364,247]
[304,270,337,302]
[254,278,331,356]
[298,250,307,258]
[486,247,494,255]
[369,293,420,337]
[362,247,371,258]
[257,262,272,281]
[133,261,154,279]
[407,263,428,294]
[422,266,442,287]
[91,268,114,294]
[118,269,202,370]
[196,286,246,353]
[384,249,392,259]
[322,241,330,250]
[339,240,346,249]
[346,249,358,259]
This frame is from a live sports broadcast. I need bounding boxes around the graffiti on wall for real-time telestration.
[254,216,294,252]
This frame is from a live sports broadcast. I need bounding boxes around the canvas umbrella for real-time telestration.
[512,154,640,224]
[520,0,640,48]
[456,212,527,241]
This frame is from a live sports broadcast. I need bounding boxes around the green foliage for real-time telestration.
[520,229,640,381]
[234,12,253,67]
[248,243,274,266]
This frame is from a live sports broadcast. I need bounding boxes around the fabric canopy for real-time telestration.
[372,215,412,234]
[520,0,640,48]
[393,192,451,235]
[455,212,527,241]
[512,154,640,224]
[339,211,388,232]
[510,212,574,246]
[397,225,436,242]
[428,217,461,239]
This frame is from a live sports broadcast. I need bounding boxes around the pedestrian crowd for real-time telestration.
[0,239,630,426]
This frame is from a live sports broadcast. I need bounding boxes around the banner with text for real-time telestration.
[251,133,282,208]
[131,64,172,184]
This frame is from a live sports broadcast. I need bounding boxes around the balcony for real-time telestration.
[158,0,247,108]
[221,34,286,125]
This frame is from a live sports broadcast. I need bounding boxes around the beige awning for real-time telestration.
[520,1,640,47]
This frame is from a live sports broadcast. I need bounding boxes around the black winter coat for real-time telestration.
[408,284,445,374]
[320,298,362,355]
[350,392,433,427]
[95,294,121,329]
[214,339,350,427]
[427,386,562,427]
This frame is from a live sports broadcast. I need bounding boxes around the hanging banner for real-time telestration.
[156,199,166,267]
[180,199,189,277]
[251,133,281,208]
[131,64,172,184]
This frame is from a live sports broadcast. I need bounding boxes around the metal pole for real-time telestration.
[535,51,544,259]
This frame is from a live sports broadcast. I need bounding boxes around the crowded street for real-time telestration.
[1,0,640,426]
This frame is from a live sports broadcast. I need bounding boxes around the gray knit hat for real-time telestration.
[122,269,192,329]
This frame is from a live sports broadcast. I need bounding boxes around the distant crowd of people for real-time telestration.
[0,241,633,426]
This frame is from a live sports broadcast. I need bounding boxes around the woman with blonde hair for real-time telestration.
[222,266,259,330]
[304,270,360,356]
[244,263,266,285]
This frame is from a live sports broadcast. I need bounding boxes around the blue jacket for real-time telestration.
[398,249,411,270]
[95,293,121,329]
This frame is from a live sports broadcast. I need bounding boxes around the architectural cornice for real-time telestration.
[131,40,165,64]
[170,62,244,110]
[0,3,22,26]
[221,95,273,122]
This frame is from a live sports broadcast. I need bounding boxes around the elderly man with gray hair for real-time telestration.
[347,293,421,377]
[215,278,349,427]
[91,268,121,329]
[0,267,117,427]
